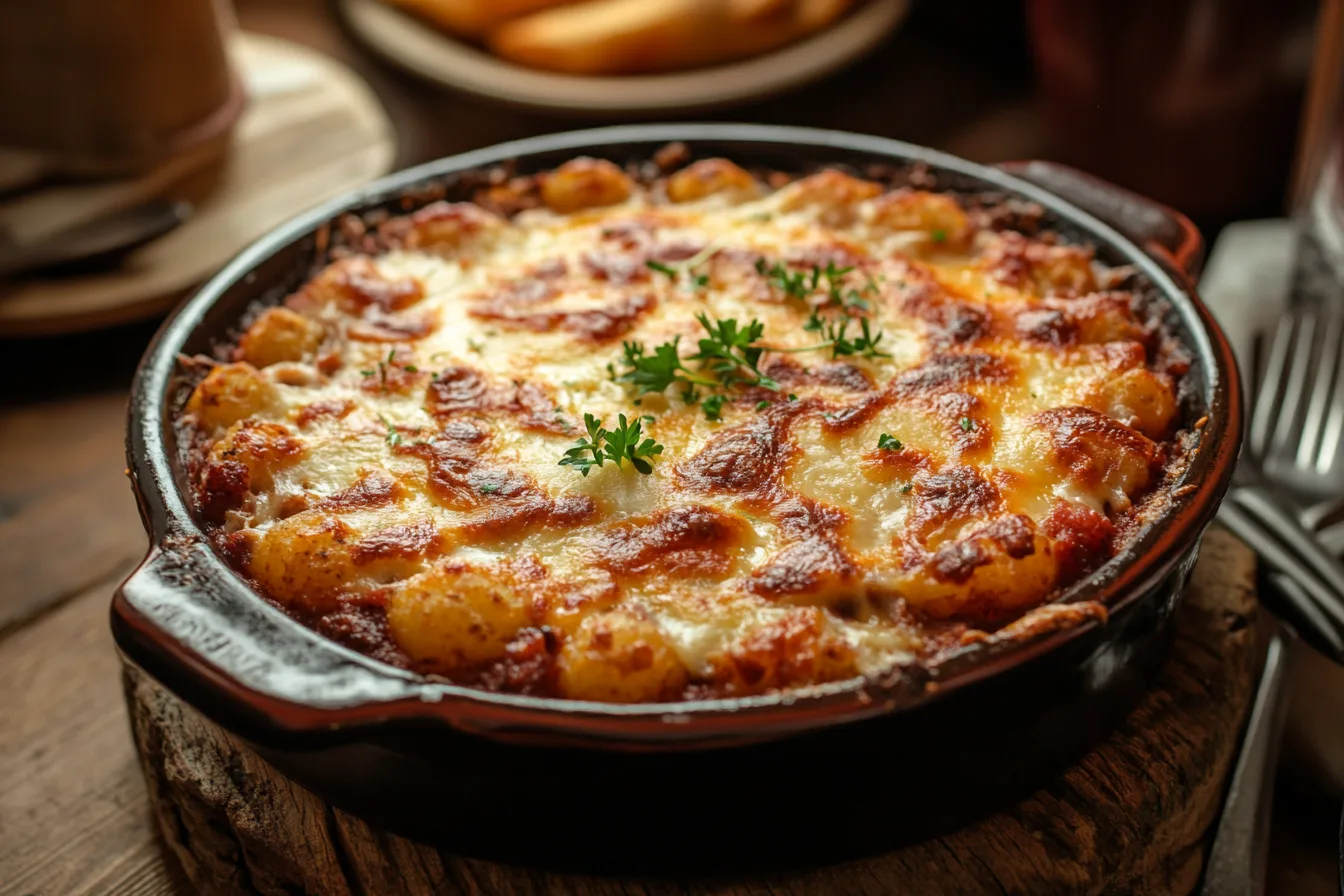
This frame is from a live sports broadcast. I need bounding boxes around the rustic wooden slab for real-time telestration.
[121,527,1259,896]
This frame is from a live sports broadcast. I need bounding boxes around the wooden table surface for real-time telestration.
[0,2,1338,894]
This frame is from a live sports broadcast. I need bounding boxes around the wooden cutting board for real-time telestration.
[123,527,1261,896]
[0,31,395,336]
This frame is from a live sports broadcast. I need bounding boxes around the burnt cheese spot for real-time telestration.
[353,519,441,564]
[399,423,488,510]
[890,353,1011,398]
[582,250,651,285]
[909,466,1003,540]
[1015,307,1073,345]
[470,292,657,343]
[769,494,848,538]
[460,492,598,540]
[426,367,490,415]
[319,469,403,512]
[928,515,1037,584]
[1032,406,1159,489]
[901,285,991,346]
[426,368,566,434]
[295,399,355,428]
[347,311,437,343]
[982,232,1097,295]
[400,420,595,534]
[678,414,796,495]
[748,536,857,598]
[590,505,748,580]
[290,257,426,315]
[766,359,875,393]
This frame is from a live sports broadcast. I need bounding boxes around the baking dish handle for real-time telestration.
[995,160,1205,280]
[112,541,429,747]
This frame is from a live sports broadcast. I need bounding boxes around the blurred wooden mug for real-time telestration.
[0,0,243,178]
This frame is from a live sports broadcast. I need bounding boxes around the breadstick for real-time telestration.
[489,0,855,75]
[382,0,581,38]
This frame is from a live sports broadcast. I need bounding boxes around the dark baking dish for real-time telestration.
[114,124,1240,868]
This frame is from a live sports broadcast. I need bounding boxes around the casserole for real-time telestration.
[114,125,1239,864]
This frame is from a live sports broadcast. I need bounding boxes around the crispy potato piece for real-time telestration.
[489,0,854,76]
[901,516,1058,619]
[557,608,687,702]
[867,189,974,248]
[1084,368,1177,440]
[251,517,360,613]
[539,157,633,213]
[238,307,325,368]
[665,158,760,203]
[1029,406,1159,513]
[400,201,505,255]
[385,565,530,670]
[710,606,857,695]
[773,168,881,227]
[382,0,579,38]
[186,362,279,431]
[208,420,303,493]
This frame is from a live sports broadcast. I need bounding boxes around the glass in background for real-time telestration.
[1293,0,1344,291]
[1027,0,1318,225]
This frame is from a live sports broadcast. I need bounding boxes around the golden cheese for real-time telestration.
[182,156,1186,703]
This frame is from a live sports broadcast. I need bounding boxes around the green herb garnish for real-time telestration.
[878,434,903,451]
[559,413,664,476]
[619,337,717,395]
[379,415,403,448]
[688,314,778,390]
[703,395,726,421]
[645,243,717,292]
[960,417,976,432]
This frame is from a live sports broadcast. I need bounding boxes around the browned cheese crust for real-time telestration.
[179,153,1193,703]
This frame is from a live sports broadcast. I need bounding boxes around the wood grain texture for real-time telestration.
[0,562,188,896]
[121,528,1258,896]
[0,392,144,633]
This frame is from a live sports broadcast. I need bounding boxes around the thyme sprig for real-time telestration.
[755,257,887,359]
[645,241,719,292]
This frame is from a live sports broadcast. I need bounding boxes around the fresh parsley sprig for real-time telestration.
[559,413,664,476]
[618,313,780,403]
[620,337,718,396]
[877,433,903,451]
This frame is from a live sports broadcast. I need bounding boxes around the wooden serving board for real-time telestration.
[124,528,1260,896]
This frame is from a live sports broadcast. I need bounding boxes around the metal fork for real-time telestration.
[1251,289,1344,506]
[1216,283,1344,663]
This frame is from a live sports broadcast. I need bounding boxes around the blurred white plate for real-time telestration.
[336,0,910,115]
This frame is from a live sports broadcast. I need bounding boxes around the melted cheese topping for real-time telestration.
[183,158,1182,703]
